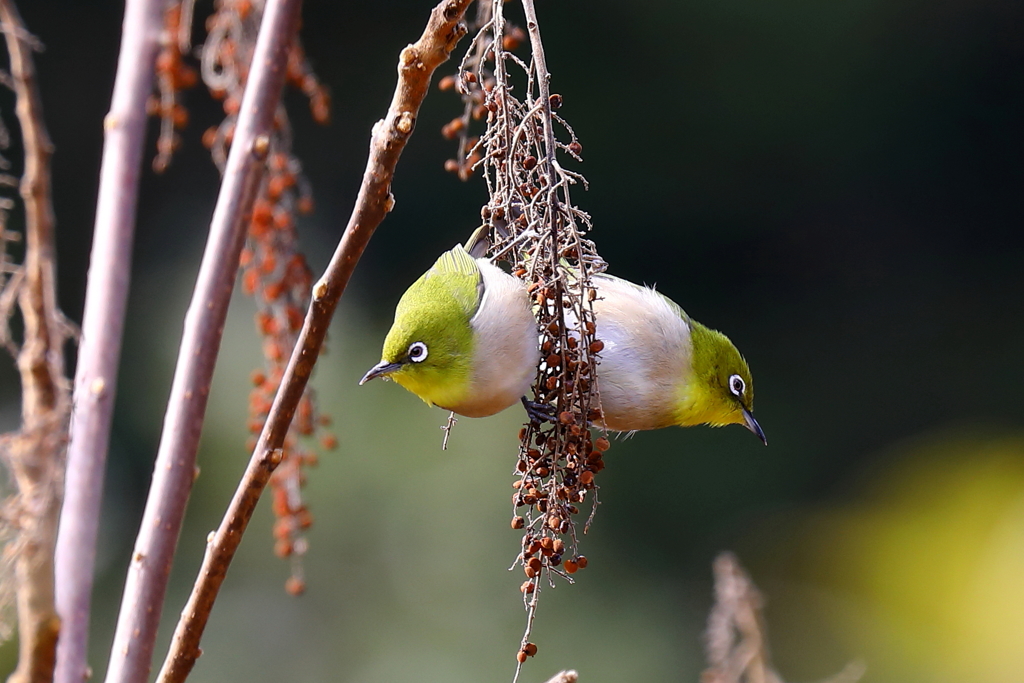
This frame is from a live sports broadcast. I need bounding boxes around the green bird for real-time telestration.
[588,273,766,444]
[359,242,540,418]
[361,235,765,444]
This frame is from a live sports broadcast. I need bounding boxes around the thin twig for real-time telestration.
[53,3,165,682]
[0,1,71,682]
[153,2,473,682]
[520,0,559,207]
[0,267,24,355]
[441,411,458,450]
[513,578,541,683]
[101,3,304,683]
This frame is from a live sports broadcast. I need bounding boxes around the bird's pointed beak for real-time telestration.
[741,408,767,446]
[359,360,403,385]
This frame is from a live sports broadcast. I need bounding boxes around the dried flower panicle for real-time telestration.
[437,3,526,180]
[456,1,606,674]
[147,0,333,590]
[150,3,198,173]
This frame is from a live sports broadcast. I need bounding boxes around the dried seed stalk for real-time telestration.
[0,2,73,682]
[150,0,334,590]
[703,553,866,683]
[457,0,606,675]
[191,0,331,593]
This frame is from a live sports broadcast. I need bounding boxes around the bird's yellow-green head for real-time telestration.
[360,246,481,410]
[678,322,766,444]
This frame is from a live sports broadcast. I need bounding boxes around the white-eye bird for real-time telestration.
[359,241,539,418]
[587,273,766,444]
[361,230,765,444]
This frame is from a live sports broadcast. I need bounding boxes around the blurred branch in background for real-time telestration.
[53,2,165,682]
[155,1,474,681]
[703,553,866,683]
[101,2,304,683]
[182,0,333,592]
[0,1,74,682]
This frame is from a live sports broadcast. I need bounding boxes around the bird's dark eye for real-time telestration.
[407,341,428,363]
[729,374,745,397]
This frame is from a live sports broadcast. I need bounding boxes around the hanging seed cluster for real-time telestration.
[150,3,197,173]
[147,0,333,595]
[436,2,525,180]
[451,0,608,670]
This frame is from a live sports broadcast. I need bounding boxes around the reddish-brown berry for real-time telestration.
[284,576,306,596]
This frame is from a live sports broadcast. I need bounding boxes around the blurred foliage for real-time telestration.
[0,0,1021,681]
[753,430,1024,683]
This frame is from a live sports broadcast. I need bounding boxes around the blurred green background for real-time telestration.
[1,0,1023,681]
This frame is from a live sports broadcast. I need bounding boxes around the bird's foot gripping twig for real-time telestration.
[521,396,556,424]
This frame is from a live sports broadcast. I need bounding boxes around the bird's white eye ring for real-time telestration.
[407,341,428,363]
[729,374,745,397]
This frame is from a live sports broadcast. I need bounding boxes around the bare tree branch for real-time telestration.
[53,3,165,682]
[0,1,72,681]
[154,2,473,681]
[101,3,304,683]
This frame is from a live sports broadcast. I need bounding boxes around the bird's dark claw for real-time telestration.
[521,396,556,424]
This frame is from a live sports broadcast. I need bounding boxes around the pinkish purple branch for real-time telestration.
[53,3,165,682]
[101,2,304,683]
[154,2,474,681]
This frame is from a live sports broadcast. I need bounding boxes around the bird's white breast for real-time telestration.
[457,260,538,418]
[591,275,693,431]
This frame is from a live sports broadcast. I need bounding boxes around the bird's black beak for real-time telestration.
[359,360,403,385]
[741,408,767,446]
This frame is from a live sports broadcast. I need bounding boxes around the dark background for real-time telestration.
[1,1,1022,681]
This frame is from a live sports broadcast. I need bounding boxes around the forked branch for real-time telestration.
[154,2,474,682]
